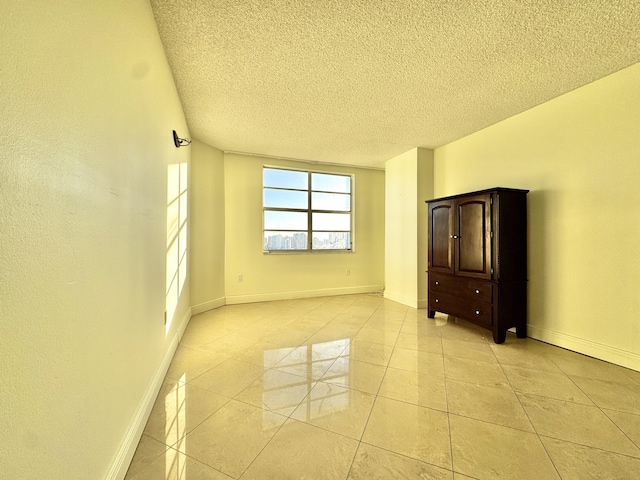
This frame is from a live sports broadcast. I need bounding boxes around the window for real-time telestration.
[263,167,353,251]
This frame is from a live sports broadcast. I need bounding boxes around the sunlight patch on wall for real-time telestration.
[166,162,188,336]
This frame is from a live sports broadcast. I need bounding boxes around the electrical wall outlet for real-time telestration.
[346,269,351,276]
[238,274,243,282]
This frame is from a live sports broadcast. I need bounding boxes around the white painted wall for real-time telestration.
[223,153,385,303]
[0,1,191,478]
[435,62,640,370]
[190,140,226,314]
[384,148,433,308]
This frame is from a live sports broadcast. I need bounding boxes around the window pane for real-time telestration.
[264,188,308,209]
[264,231,308,250]
[312,213,350,231]
[312,232,351,250]
[264,168,308,189]
[263,167,353,252]
[311,192,350,211]
[264,210,308,230]
[312,173,350,193]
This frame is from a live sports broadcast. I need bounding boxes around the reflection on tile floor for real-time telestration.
[125,294,640,479]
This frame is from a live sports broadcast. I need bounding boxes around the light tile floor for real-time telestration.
[125,294,640,479]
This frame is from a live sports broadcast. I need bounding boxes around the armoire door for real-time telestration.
[428,200,455,275]
[455,194,492,279]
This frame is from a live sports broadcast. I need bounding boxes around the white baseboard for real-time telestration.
[225,285,383,305]
[191,296,226,316]
[383,290,419,309]
[107,306,192,480]
[528,324,640,372]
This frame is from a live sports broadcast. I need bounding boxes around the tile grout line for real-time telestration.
[546,356,640,457]
[495,345,565,479]
[343,304,405,480]
[129,296,640,478]
[234,298,360,479]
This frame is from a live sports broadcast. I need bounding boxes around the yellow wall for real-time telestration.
[417,149,435,307]
[435,62,640,370]
[223,153,385,302]
[384,148,433,308]
[0,1,191,478]
[190,140,226,313]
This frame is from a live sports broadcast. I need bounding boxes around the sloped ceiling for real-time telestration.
[150,0,640,169]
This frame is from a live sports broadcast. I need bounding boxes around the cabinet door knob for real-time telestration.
[435,281,439,285]
[475,310,480,315]
[450,235,459,239]
[435,299,439,303]
[475,289,480,294]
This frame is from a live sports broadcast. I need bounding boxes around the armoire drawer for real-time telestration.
[429,291,458,314]
[455,300,493,327]
[429,291,493,327]
[429,273,492,303]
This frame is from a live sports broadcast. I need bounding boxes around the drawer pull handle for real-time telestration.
[475,289,480,294]
[450,235,459,239]
[475,310,480,315]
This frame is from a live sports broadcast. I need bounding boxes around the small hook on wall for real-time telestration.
[173,130,191,148]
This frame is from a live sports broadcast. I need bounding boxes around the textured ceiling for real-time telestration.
[150,0,640,169]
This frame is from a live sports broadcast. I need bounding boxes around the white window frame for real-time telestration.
[262,165,354,253]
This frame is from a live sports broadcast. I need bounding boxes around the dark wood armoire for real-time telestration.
[426,188,528,343]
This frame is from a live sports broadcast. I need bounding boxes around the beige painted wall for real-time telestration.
[417,149,435,308]
[435,62,640,370]
[224,153,385,302]
[385,150,418,306]
[190,140,226,313]
[384,148,433,308]
[0,1,191,478]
